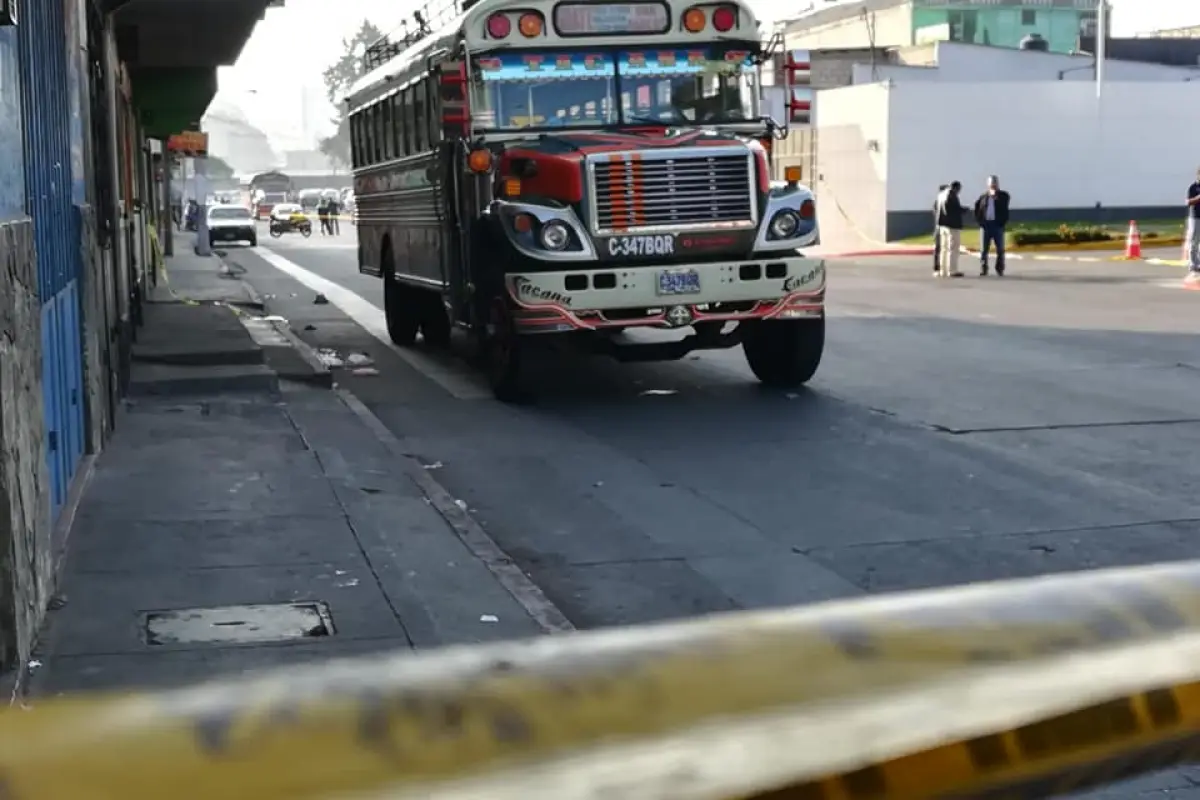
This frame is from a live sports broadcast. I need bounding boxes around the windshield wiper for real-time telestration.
[624,115,685,126]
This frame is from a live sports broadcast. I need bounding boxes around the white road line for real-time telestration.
[252,246,491,400]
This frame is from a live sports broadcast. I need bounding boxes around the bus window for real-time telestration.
[413,81,427,153]
[350,113,361,167]
[381,98,394,161]
[424,78,440,145]
[372,102,384,162]
[402,87,414,156]
[470,51,617,129]
[391,93,404,157]
[363,107,375,165]
[616,48,758,124]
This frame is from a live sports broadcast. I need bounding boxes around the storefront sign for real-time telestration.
[167,131,209,156]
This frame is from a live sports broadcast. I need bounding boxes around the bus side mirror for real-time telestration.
[784,50,812,126]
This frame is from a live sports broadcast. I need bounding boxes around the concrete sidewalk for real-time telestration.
[24,238,543,697]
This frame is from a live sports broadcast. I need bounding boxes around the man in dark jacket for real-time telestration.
[935,181,967,278]
[933,184,947,275]
[974,175,1010,276]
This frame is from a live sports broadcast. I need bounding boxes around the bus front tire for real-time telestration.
[741,316,824,388]
[484,297,529,403]
[384,269,419,346]
[419,292,452,347]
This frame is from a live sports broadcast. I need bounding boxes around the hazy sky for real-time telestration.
[213,0,1200,144]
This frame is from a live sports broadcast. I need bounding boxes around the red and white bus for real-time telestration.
[346,0,822,400]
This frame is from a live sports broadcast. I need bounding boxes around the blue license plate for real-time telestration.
[657,269,701,296]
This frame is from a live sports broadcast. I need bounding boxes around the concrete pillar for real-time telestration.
[101,23,131,388]
[194,156,211,256]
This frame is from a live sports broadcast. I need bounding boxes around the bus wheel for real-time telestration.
[419,292,452,347]
[484,297,528,402]
[741,316,824,388]
[383,269,419,346]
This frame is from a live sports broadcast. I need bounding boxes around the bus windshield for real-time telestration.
[470,46,758,131]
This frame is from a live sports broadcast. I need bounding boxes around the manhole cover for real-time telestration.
[144,602,334,645]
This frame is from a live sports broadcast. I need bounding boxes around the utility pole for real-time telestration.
[194,156,211,256]
[1095,0,1106,99]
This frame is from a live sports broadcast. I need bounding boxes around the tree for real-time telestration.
[319,20,385,169]
[205,154,236,180]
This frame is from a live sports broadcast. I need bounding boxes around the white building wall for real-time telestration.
[785,4,913,51]
[886,81,1197,214]
[852,43,1200,85]
[813,83,893,244]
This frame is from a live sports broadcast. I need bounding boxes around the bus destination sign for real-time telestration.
[554,2,670,36]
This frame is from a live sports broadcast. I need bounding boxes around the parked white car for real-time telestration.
[206,204,257,247]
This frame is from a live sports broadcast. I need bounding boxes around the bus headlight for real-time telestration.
[539,220,570,250]
[769,210,800,239]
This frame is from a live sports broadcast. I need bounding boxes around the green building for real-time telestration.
[781,0,1106,57]
[912,0,1100,54]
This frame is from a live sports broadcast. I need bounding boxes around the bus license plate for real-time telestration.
[657,269,701,296]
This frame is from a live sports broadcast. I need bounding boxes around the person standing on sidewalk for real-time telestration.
[974,175,1010,276]
[935,181,967,278]
[328,194,341,235]
[1186,168,1200,275]
[933,184,947,275]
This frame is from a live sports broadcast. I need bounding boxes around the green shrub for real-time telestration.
[1008,223,1148,247]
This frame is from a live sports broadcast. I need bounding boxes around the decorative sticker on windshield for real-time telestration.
[523,55,545,71]
[687,51,706,66]
[657,51,676,66]
[626,52,646,67]
[584,54,607,70]
[478,57,502,71]
[555,54,573,70]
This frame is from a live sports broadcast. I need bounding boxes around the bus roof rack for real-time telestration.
[363,0,463,71]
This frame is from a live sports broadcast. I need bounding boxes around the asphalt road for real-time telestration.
[223,226,1200,797]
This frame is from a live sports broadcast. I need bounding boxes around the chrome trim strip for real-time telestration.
[394,272,447,288]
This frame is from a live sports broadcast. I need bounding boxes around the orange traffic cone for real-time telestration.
[1125,220,1142,259]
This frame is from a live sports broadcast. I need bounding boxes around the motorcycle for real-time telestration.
[269,214,313,238]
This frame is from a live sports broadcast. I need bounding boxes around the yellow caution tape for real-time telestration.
[7,562,1200,798]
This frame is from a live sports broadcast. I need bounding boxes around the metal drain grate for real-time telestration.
[144,602,334,645]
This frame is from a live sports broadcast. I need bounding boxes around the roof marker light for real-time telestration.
[487,13,510,38]
[712,5,736,31]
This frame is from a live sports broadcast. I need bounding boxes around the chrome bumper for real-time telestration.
[505,255,825,332]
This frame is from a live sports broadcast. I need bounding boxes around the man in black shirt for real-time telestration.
[1187,169,1200,274]
[974,175,1011,276]
[935,181,967,278]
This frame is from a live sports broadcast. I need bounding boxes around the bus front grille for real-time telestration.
[588,149,756,234]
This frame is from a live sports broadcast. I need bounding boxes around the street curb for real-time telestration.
[268,323,335,388]
[827,246,1184,266]
[333,388,576,636]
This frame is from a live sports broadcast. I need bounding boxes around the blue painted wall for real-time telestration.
[17,0,87,517]
[0,27,25,221]
[64,0,87,204]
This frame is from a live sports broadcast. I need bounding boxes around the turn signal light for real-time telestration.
[784,165,802,183]
[683,7,705,31]
[518,12,543,36]
[487,13,510,37]
[513,213,534,233]
[467,148,493,172]
[504,178,521,196]
[712,5,736,31]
